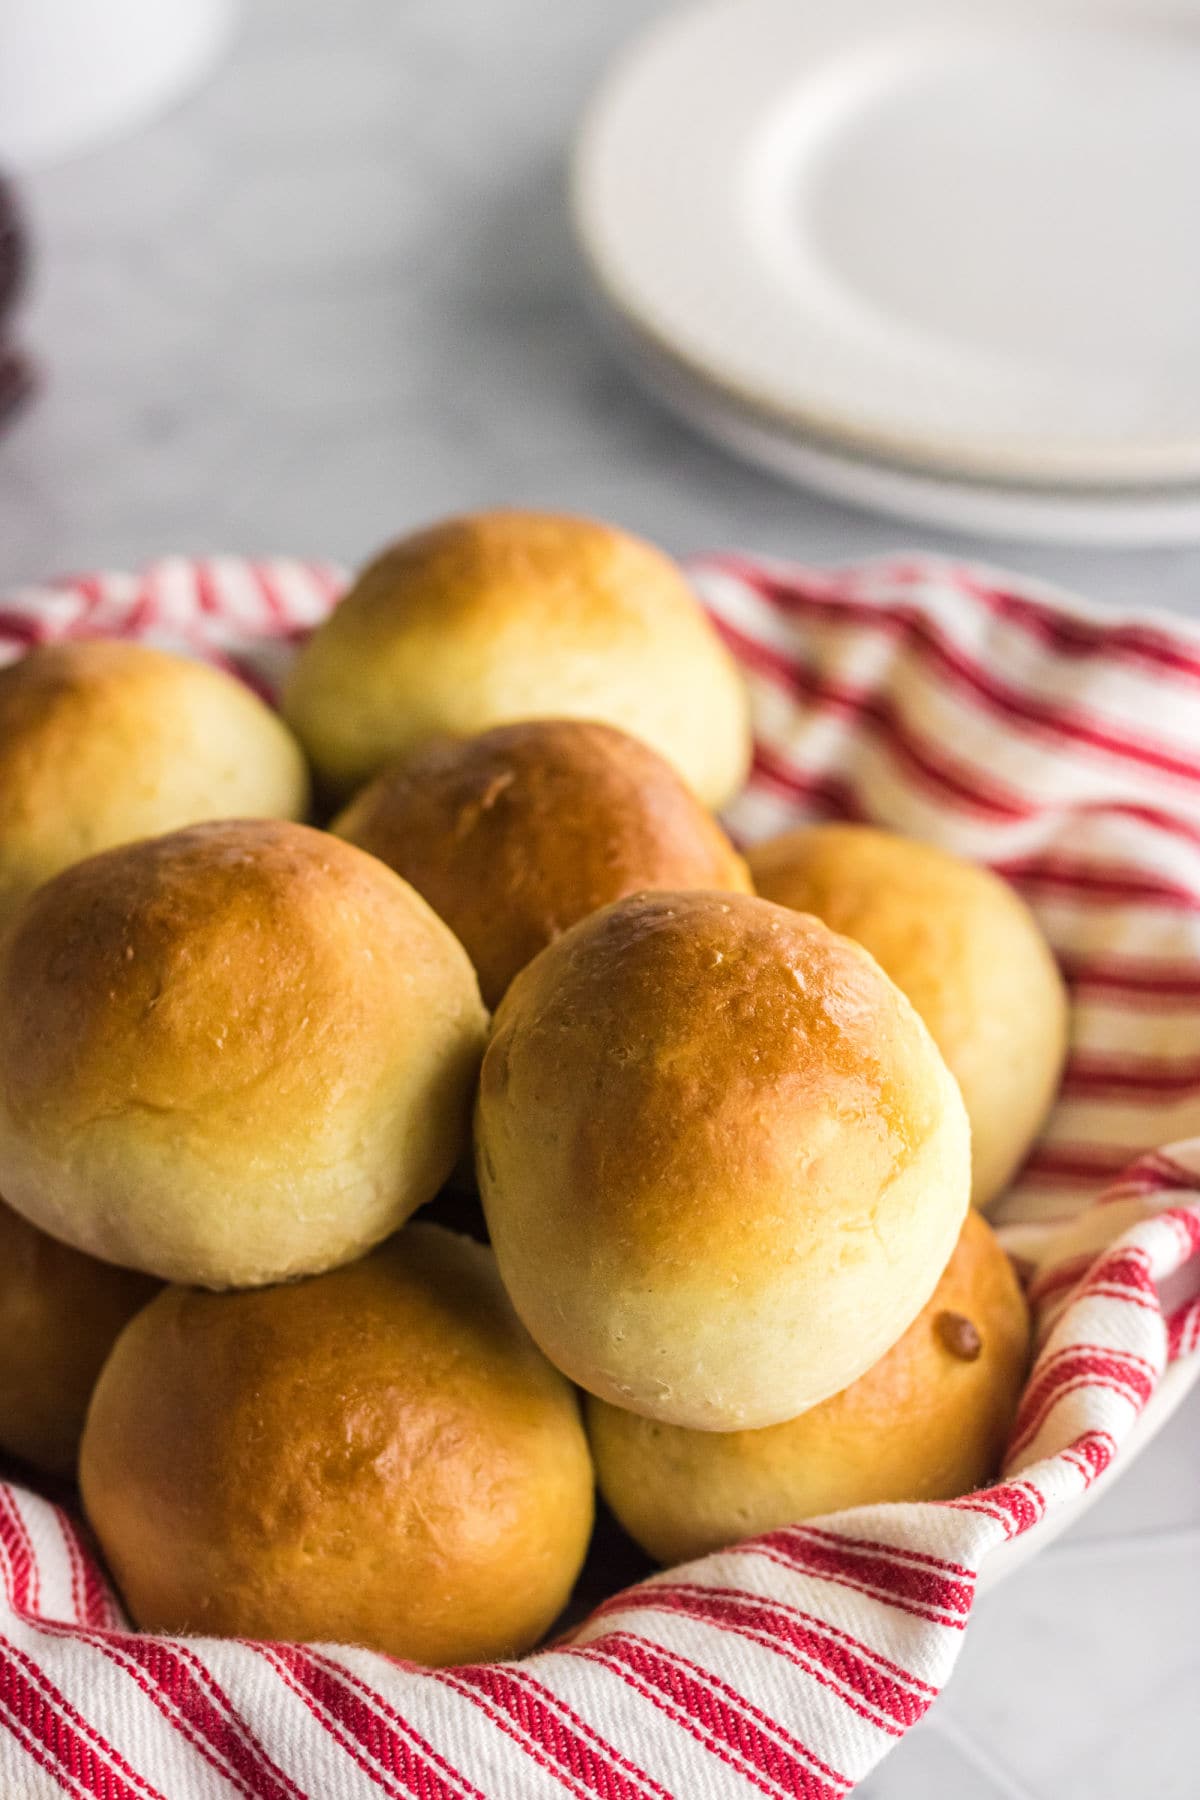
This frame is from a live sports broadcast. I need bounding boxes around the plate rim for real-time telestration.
[594,291,1200,545]
[572,0,1200,490]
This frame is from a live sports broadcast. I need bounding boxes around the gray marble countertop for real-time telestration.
[2,2,1198,1794]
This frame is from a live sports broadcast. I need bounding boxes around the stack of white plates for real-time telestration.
[572,0,1200,543]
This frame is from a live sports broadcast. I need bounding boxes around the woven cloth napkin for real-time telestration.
[0,551,1197,1800]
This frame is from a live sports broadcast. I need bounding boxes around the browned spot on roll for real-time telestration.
[937,1310,983,1361]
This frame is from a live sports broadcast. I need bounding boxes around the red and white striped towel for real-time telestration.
[0,551,1197,1799]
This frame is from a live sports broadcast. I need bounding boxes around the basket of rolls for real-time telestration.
[0,514,1196,1798]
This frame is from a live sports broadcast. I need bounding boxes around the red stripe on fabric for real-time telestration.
[732,1535,971,1628]
[477,1664,678,1800]
[255,1646,424,1800]
[45,1503,113,1632]
[0,1711,83,1799]
[301,1650,506,1800]
[0,609,50,646]
[565,1641,812,1800]
[1063,986,1200,1015]
[0,1566,303,1800]
[1042,1281,1160,1316]
[597,1630,852,1793]
[949,1483,1043,1535]
[951,571,1200,686]
[44,573,105,609]
[48,1630,264,1800]
[1161,1203,1200,1249]
[1059,1431,1118,1482]
[1032,1338,1158,1376]
[441,1662,670,1800]
[1028,1254,1097,1303]
[1063,1050,1200,1097]
[252,568,290,631]
[747,747,869,822]
[607,1583,926,1730]
[715,567,1200,786]
[616,1580,938,1701]
[193,563,224,617]
[944,1492,1024,1536]
[1016,1345,1157,1434]
[1169,1298,1200,1358]
[80,1631,307,1800]
[742,771,1200,931]
[578,1629,856,1794]
[744,754,1200,903]
[741,776,1200,920]
[749,1538,966,1629]
[993,853,1200,911]
[1150,1152,1200,1184]
[1009,1373,1155,1461]
[1084,1245,1158,1294]
[701,551,1200,688]
[1061,953,1200,999]
[1087,801,1200,852]
[791,1525,975,1582]
[433,1667,599,1800]
[1058,1445,1097,1486]
[0,1636,170,1800]
[261,1643,481,1800]
[1021,1143,1146,1183]
[120,587,161,638]
[1097,1174,1187,1204]
[586,1632,851,1799]
[53,1507,83,1628]
[716,617,1033,821]
[0,1490,39,1614]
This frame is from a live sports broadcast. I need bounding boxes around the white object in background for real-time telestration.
[0,0,237,168]
[597,298,1200,546]
[574,0,1200,497]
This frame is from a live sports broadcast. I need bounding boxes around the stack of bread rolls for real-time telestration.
[0,512,1067,1665]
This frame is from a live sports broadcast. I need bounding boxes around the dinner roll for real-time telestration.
[283,511,751,807]
[0,1201,158,1477]
[476,890,971,1431]
[587,1210,1030,1564]
[748,824,1069,1209]
[0,639,309,925]
[334,719,752,1007]
[0,820,487,1288]
[80,1226,594,1664]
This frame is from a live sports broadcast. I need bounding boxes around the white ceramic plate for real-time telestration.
[595,297,1200,545]
[574,0,1200,490]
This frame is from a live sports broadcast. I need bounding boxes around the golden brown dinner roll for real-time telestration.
[334,718,753,1008]
[80,1225,594,1664]
[748,824,1069,1209]
[283,511,751,807]
[476,890,971,1431]
[0,639,309,925]
[0,1201,158,1477]
[587,1210,1030,1564]
[0,820,487,1288]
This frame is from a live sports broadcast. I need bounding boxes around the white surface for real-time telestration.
[0,0,237,169]
[575,0,1200,487]
[0,6,1197,1788]
[601,301,1200,544]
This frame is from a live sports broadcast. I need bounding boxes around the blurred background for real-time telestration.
[0,2,1196,1795]
[1,0,1198,609]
